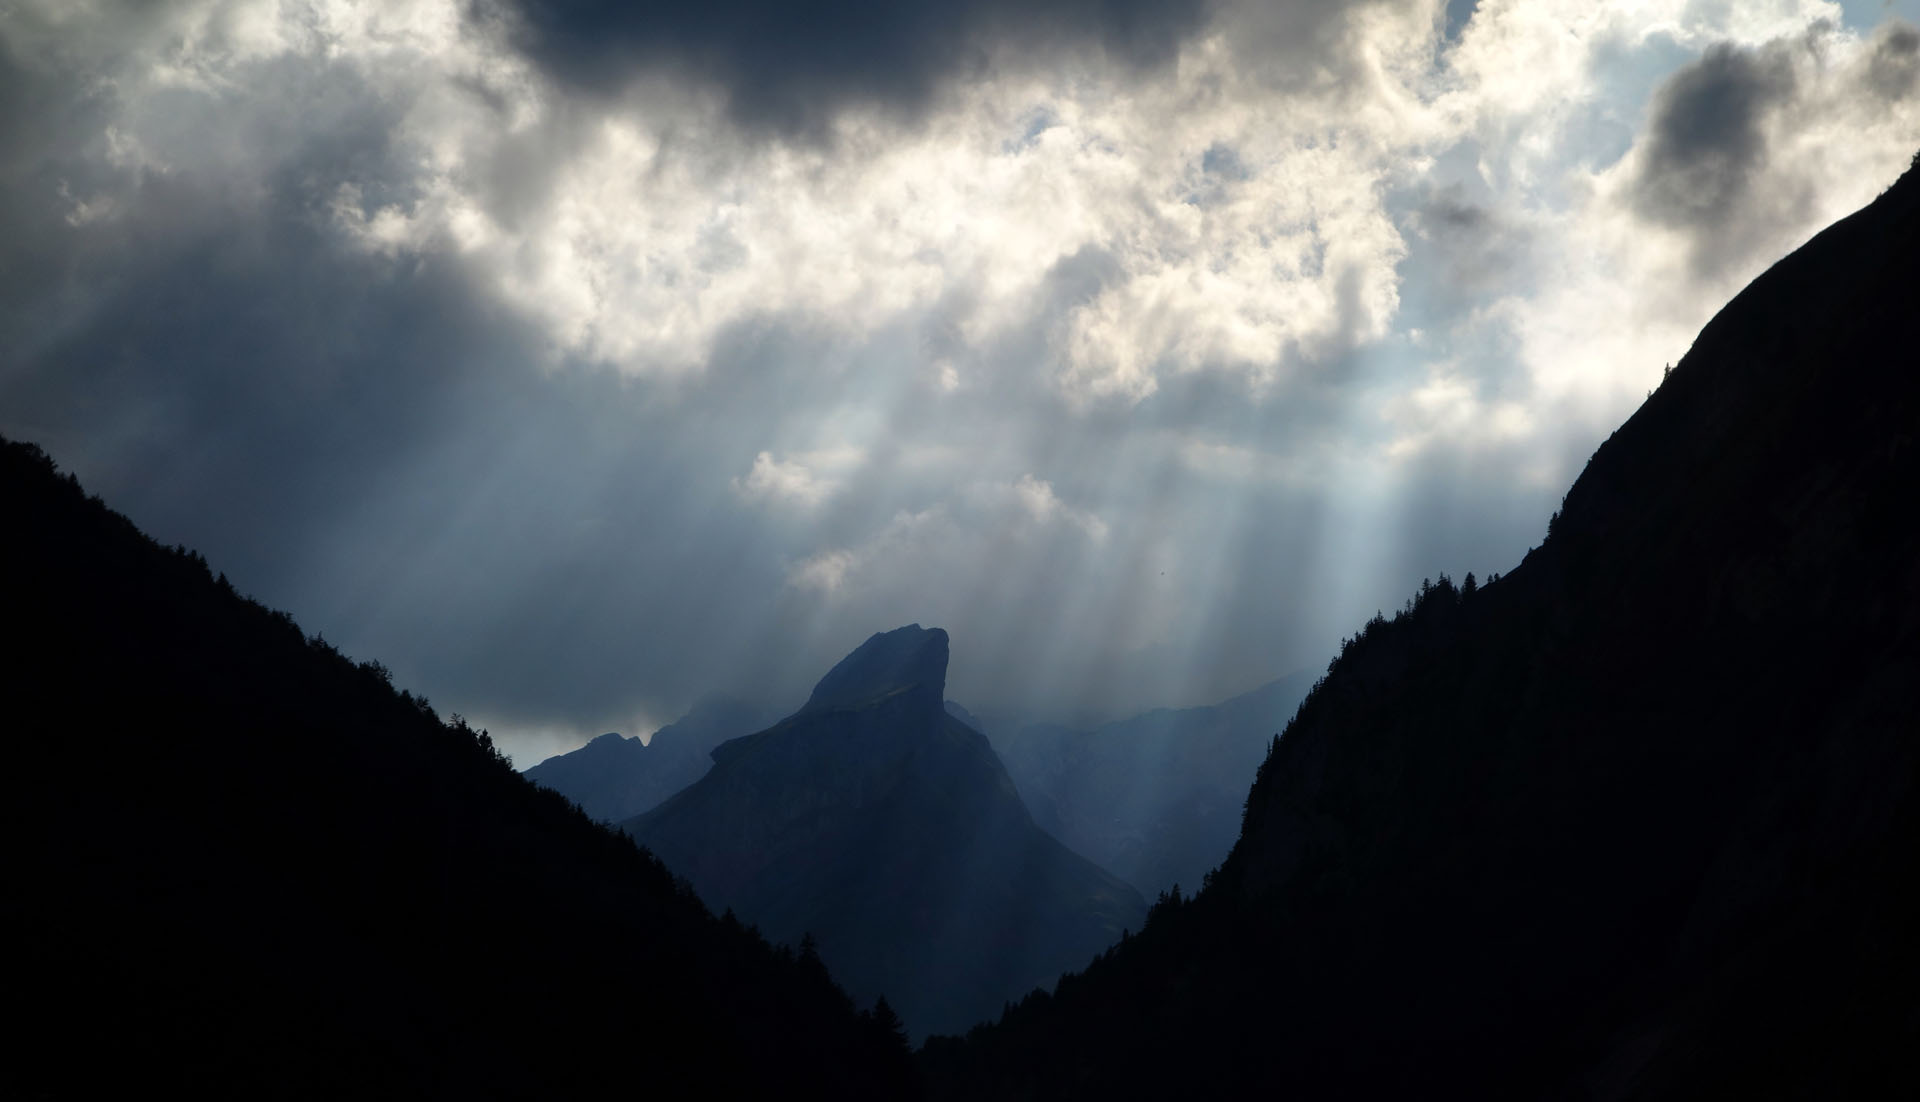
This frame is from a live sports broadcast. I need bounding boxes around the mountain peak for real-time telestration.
[627,621,1143,1038]
[800,624,948,715]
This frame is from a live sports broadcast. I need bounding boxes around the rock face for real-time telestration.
[524,697,774,822]
[927,160,1920,1097]
[802,624,950,714]
[968,672,1315,898]
[626,625,1146,1039]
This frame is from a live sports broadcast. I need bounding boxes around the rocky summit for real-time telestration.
[626,625,1146,1039]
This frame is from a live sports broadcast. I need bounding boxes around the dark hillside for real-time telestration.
[3,439,912,1099]
[927,157,1920,1099]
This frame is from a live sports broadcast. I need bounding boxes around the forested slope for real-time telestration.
[928,156,1920,1101]
[4,438,913,1099]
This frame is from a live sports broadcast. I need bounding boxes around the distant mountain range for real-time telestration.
[926,156,1920,1098]
[528,671,1313,905]
[3,438,912,1098]
[625,625,1146,1038]
[523,696,777,822]
[954,673,1314,898]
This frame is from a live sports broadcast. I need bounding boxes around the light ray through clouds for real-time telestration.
[2,0,1917,762]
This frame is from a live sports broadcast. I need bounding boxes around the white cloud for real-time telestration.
[1488,16,1920,421]
[1382,362,1537,462]
[790,548,859,594]
[784,473,1108,599]
[1007,474,1111,542]
[733,447,864,509]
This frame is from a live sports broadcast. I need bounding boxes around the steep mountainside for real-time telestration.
[626,626,1146,1039]
[3,439,913,1099]
[964,673,1315,896]
[928,159,1920,1099]
[524,697,775,822]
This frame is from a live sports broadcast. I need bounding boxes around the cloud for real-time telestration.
[999,474,1112,542]
[486,0,1209,138]
[1622,20,1920,279]
[1630,41,1800,245]
[1381,363,1537,463]
[791,548,860,594]
[403,8,1429,396]
[790,475,1109,597]
[1865,21,1920,101]
[734,448,864,508]
[484,0,1432,143]
[1396,183,1537,334]
[4,0,1919,765]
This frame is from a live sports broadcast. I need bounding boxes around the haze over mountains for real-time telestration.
[524,629,1302,1030]
[527,670,1311,901]
[523,697,777,823]
[624,625,1146,1038]
[963,674,1315,897]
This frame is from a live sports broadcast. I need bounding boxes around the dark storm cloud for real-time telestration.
[488,0,1213,136]
[1864,22,1920,102]
[1628,23,1920,280]
[1630,41,1797,236]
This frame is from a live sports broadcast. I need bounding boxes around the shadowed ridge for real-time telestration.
[704,625,949,769]
[2,437,916,1099]
[927,151,1920,1100]
[1229,152,1920,902]
[801,624,950,715]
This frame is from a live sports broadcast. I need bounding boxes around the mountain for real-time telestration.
[624,625,1147,1039]
[2,438,913,1099]
[524,696,775,822]
[959,672,1315,897]
[926,158,1920,1098]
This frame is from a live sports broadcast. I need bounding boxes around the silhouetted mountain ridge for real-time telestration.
[928,155,1920,1098]
[3,439,913,1099]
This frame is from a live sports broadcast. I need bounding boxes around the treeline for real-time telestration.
[4,437,915,1099]
[923,152,1920,1099]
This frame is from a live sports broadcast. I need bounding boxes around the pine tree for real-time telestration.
[866,995,911,1056]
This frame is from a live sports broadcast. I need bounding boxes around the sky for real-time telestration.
[4,0,1917,765]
